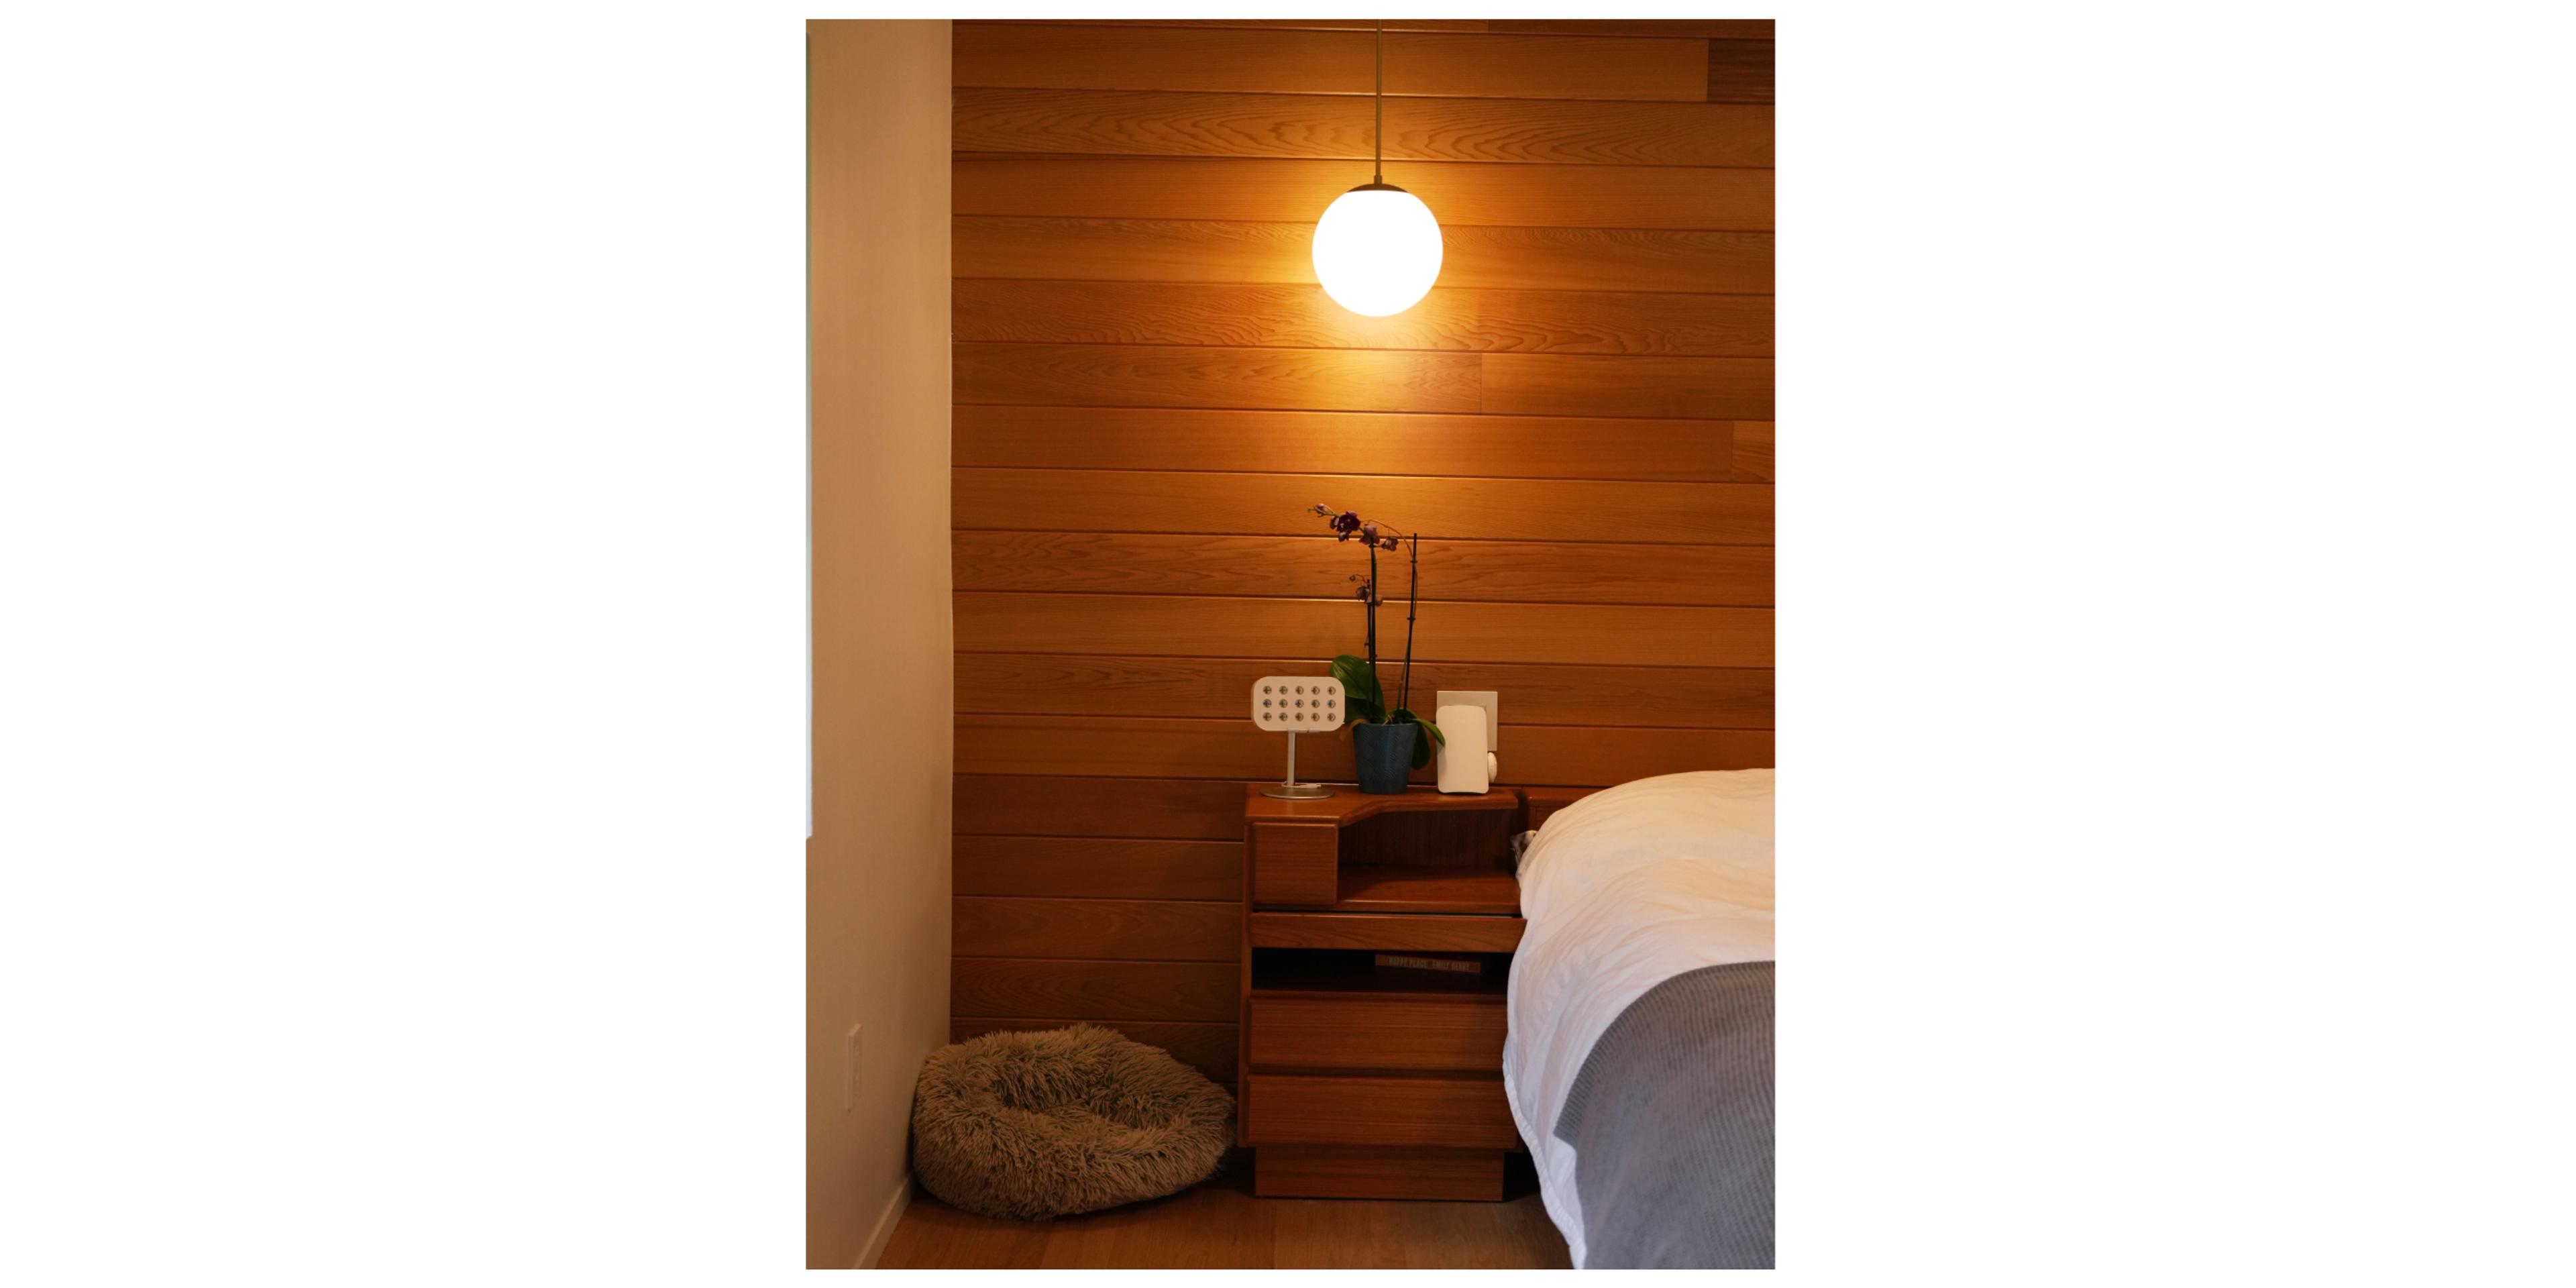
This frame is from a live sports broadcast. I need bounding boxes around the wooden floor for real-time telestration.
[875,1156,1572,1269]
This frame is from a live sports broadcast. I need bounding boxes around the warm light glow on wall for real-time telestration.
[1312,183,1444,317]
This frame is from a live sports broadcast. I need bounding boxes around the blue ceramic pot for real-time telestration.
[1351,721,1418,794]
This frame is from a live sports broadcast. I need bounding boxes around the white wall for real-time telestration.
[806,17,951,1271]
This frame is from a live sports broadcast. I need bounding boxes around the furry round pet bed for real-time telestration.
[910,1024,1234,1220]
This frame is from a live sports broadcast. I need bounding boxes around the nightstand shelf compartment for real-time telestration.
[1250,948,1506,1000]
[1335,864,1520,915]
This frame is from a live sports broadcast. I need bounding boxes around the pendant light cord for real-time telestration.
[1373,21,1384,184]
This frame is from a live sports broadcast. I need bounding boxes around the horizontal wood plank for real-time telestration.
[1733,420,1776,481]
[953,280,1772,356]
[953,775,1245,839]
[955,470,1774,544]
[955,655,1774,729]
[955,343,1481,413]
[1493,20,1774,39]
[1707,39,1775,105]
[952,957,1238,1023]
[955,88,1772,168]
[953,897,1242,961]
[955,155,1772,231]
[954,217,1774,294]
[954,405,1744,481]
[953,835,1244,900]
[953,531,1772,605]
[957,24,1711,102]
[950,1017,1241,1086]
[957,714,1777,784]
[1483,353,1774,419]
[967,19,1497,34]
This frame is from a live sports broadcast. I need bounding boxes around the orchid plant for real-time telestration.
[1309,503,1444,769]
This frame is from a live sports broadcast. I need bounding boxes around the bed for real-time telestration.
[1504,769,1776,1269]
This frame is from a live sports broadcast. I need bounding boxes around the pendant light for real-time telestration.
[1311,21,1443,317]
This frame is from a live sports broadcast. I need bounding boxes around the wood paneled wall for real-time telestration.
[948,19,1774,1084]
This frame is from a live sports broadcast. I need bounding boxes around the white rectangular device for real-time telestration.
[1253,675,1343,798]
[1434,689,1501,794]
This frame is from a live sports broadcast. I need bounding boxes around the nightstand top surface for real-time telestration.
[1244,783,1521,826]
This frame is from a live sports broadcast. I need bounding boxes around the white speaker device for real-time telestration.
[1253,675,1344,799]
[1434,690,1501,794]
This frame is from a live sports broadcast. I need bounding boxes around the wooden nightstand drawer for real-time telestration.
[1244,1073,1519,1149]
[1249,822,1337,906]
[1248,996,1507,1073]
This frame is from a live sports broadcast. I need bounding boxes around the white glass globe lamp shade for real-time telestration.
[1311,182,1444,317]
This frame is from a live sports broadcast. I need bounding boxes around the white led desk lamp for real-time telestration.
[1253,675,1343,800]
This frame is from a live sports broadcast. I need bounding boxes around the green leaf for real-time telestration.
[1330,653,1386,723]
[1391,710,1444,769]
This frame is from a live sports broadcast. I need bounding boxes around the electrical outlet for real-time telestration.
[845,1023,862,1112]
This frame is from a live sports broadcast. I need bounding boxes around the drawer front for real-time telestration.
[1254,1146,1504,1201]
[1244,1073,1519,1149]
[1249,911,1523,952]
[1249,996,1506,1073]
[1250,822,1337,906]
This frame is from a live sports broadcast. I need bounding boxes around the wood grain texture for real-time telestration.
[1734,419,1776,481]
[954,897,1241,961]
[952,957,1238,1023]
[951,1018,1241,1086]
[964,20,1503,34]
[963,655,1778,729]
[1249,912,1526,953]
[955,155,1773,230]
[1334,865,1521,915]
[1250,824,1339,908]
[955,217,1775,294]
[955,88,1772,168]
[1493,20,1774,39]
[954,775,1245,839]
[1245,1073,1519,1148]
[954,406,1743,482]
[877,1161,1570,1268]
[953,280,1772,356]
[1523,787,1604,830]
[1253,1147,1505,1203]
[955,343,1481,414]
[954,835,1244,900]
[953,532,1773,606]
[1482,353,1774,419]
[942,28,1771,1059]
[955,596,1775,668]
[1250,996,1509,1071]
[958,715,1777,786]
[1707,39,1776,105]
[955,470,1774,544]
[957,23,1711,102]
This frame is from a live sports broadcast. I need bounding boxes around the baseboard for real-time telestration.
[858,1177,912,1269]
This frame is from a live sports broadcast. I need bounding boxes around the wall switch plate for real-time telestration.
[845,1023,862,1112]
[1434,690,1499,750]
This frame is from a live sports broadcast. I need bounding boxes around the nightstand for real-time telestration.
[1235,784,1533,1201]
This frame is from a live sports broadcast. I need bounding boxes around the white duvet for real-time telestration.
[1503,769,1775,1268]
